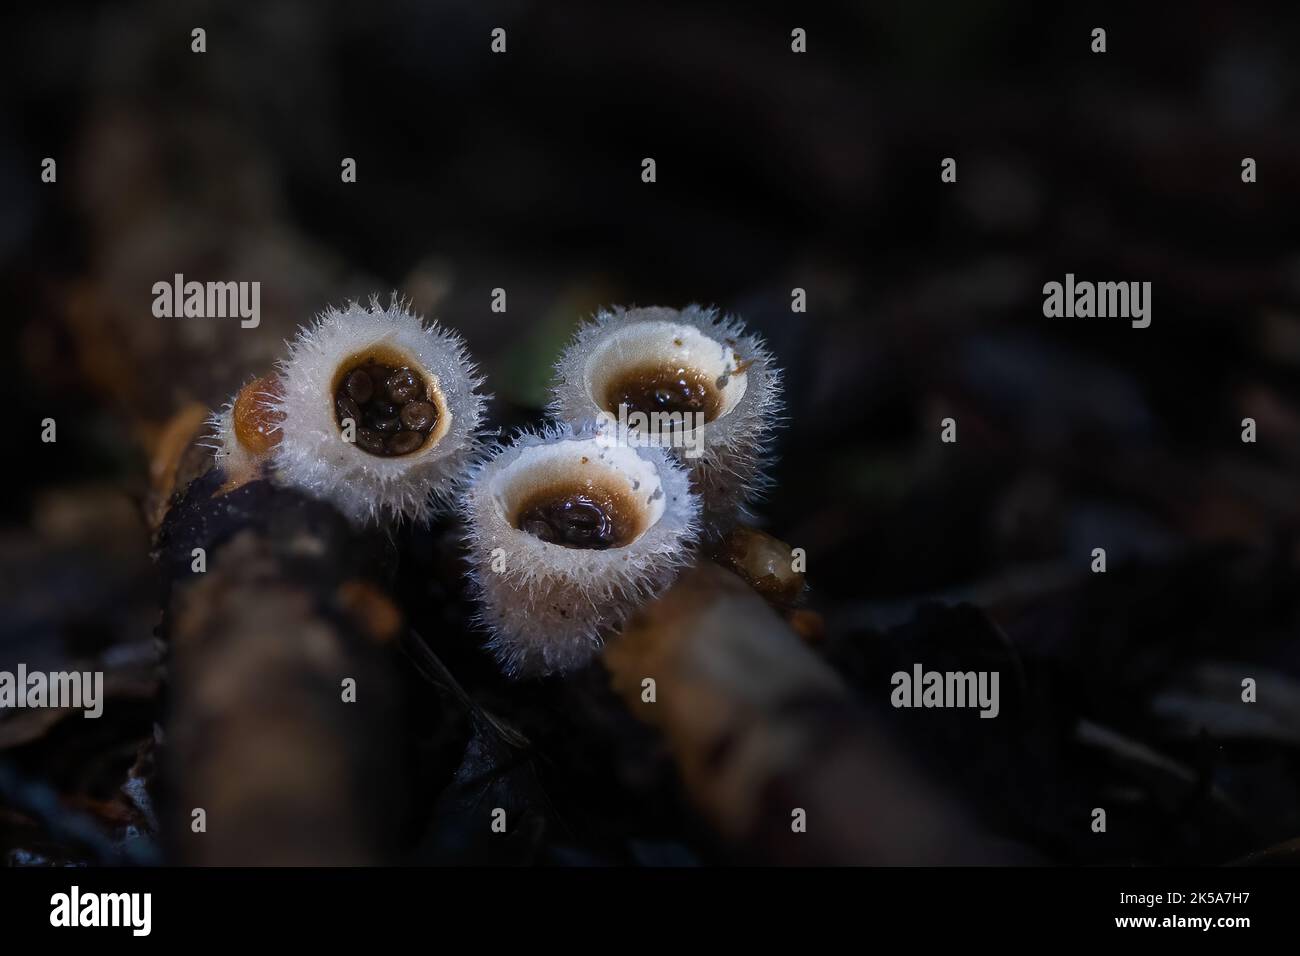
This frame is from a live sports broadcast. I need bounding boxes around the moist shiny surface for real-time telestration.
[334,360,438,457]
[605,363,722,421]
[514,481,640,549]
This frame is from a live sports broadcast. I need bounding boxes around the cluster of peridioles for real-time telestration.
[209,297,783,678]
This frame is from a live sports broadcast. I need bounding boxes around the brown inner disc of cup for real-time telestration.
[333,355,439,457]
[513,478,642,550]
[603,363,723,422]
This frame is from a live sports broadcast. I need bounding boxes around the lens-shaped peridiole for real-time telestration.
[329,346,449,459]
[604,364,722,421]
[514,479,641,550]
[488,437,661,552]
[585,322,746,429]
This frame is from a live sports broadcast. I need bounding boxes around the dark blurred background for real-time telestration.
[3,1,1300,865]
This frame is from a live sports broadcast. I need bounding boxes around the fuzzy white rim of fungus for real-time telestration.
[463,420,701,679]
[268,296,487,525]
[548,304,783,527]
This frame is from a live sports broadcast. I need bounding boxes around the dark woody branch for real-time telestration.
[603,562,1035,864]
[153,435,411,865]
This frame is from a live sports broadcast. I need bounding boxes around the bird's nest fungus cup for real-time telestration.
[268,298,486,524]
[550,305,782,529]
[207,374,285,489]
[463,422,701,678]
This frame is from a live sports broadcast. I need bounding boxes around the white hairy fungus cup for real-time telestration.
[268,297,487,524]
[462,421,700,678]
[549,305,782,528]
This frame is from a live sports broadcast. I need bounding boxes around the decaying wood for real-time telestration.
[711,526,806,606]
[604,563,1035,864]
[156,453,411,864]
